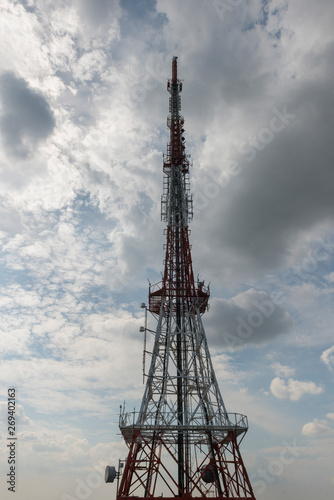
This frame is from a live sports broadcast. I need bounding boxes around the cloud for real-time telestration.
[0,72,55,158]
[76,0,121,32]
[0,308,144,417]
[0,401,32,427]
[219,386,300,436]
[270,377,324,401]
[325,272,334,283]
[0,2,334,498]
[320,345,334,371]
[196,82,334,278]
[204,289,293,350]
[302,418,334,437]
[271,362,295,378]
[0,401,127,477]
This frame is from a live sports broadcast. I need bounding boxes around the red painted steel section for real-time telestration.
[149,56,209,315]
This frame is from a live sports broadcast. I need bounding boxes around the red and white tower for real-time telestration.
[105,57,256,500]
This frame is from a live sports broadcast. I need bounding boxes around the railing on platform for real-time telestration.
[119,410,248,433]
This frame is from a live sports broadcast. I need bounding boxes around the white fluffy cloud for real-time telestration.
[271,362,296,378]
[320,345,334,371]
[270,377,324,401]
[302,418,334,437]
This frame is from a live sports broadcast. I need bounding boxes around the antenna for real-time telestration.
[105,57,256,500]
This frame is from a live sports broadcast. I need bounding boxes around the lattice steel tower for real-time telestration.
[105,57,255,500]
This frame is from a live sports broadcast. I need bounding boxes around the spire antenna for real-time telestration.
[105,57,256,500]
[172,55,178,82]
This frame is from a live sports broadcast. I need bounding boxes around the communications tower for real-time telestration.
[105,57,255,500]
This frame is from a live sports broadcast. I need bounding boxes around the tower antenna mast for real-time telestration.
[105,57,256,500]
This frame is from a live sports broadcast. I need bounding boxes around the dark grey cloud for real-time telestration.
[216,92,330,264]
[203,289,293,350]
[190,40,334,279]
[0,72,55,159]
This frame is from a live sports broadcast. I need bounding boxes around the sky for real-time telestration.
[0,0,333,499]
